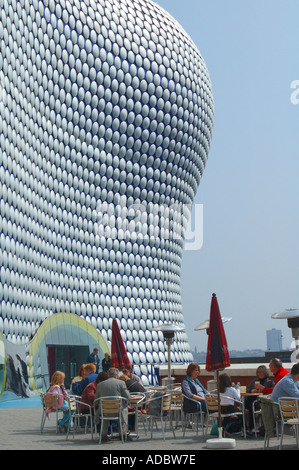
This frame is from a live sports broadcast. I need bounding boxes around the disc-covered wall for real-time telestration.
[0,0,214,379]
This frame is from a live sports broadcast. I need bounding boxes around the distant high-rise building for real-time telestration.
[267,328,283,351]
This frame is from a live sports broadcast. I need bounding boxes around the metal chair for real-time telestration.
[95,396,128,444]
[147,392,176,440]
[259,395,281,448]
[138,390,156,435]
[205,394,243,438]
[204,395,219,437]
[252,399,262,438]
[66,398,94,440]
[170,389,183,429]
[128,393,145,438]
[182,395,205,438]
[40,392,70,433]
[278,397,299,449]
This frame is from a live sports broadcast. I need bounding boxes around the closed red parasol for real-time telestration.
[206,293,231,443]
[206,293,230,372]
[111,319,132,369]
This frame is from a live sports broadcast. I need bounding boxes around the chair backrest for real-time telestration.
[205,394,219,412]
[161,393,172,412]
[278,398,299,421]
[144,390,155,406]
[44,393,59,409]
[40,393,45,408]
[97,396,127,420]
[147,391,171,416]
[171,389,182,407]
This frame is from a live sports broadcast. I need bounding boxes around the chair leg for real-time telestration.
[55,409,58,433]
[182,413,186,437]
[90,414,94,440]
[202,414,207,438]
[119,419,124,444]
[161,417,165,441]
[99,420,103,444]
[40,412,46,432]
[169,415,176,439]
[279,423,284,450]
[150,416,153,439]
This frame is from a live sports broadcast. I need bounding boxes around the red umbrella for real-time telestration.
[206,293,231,439]
[111,319,132,369]
[206,293,230,372]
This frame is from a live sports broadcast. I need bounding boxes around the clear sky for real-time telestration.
[154,0,299,352]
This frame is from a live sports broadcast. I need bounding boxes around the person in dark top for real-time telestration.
[181,363,208,413]
[71,363,97,396]
[101,353,111,373]
[245,365,274,434]
[255,358,289,395]
[87,348,101,373]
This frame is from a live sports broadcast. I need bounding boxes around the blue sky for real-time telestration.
[154,0,299,351]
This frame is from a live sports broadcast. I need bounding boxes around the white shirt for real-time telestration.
[220,386,241,406]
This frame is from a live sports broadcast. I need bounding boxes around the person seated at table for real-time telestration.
[219,373,241,414]
[71,363,98,396]
[218,373,243,435]
[122,365,144,387]
[246,365,274,393]
[118,374,142,430]
[255,358,289,395]
[94,367,131,442]
[80,371,108,415]
[245,365,274,433]
[119,373,146,393]
[181,363,208,413]
[271,363,299,403]
[46,371,73,432]
[70,365,86,392]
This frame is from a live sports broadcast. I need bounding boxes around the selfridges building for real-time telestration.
[0,0,214,388]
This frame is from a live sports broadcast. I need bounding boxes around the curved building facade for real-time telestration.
[0,0,214,384]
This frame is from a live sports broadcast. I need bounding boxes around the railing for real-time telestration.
[132,361,187,386]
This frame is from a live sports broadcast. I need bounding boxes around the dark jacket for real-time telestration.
[101,357,111,373]
[72,372,98,396]
[126,378,146,393]
[181,376,207,413]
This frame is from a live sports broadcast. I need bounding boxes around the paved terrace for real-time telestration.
[0,398,297,452]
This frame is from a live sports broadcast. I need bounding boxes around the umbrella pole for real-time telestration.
[216,370,222,439]
[206,369,236,449]
[166,337,172,381]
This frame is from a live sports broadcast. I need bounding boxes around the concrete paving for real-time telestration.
[0,404,298,452]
